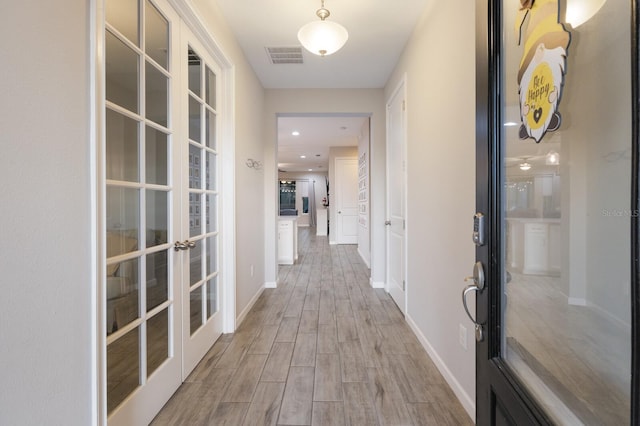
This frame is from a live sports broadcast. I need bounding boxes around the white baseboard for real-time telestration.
[405,314,476,422]
[357,247,371,268]
[236,284,265,327]
[568,297,586,306]
[265,281,278,289]
[568,296,630,330]
[370,278,385,289]
[588,300,632,331]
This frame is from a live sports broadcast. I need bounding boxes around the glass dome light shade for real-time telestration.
[565,0,607,28]
[297,20,348,56]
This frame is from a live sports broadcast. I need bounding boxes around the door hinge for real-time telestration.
[402,100,406,111]
[403,219,406,230]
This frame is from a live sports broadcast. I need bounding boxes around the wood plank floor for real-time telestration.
[152,228,472,426]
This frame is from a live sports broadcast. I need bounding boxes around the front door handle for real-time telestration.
[462,261,485,342]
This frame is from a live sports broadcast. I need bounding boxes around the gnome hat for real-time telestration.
[517,0,571,83]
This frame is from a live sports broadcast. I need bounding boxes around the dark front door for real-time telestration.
[474,0,640,424]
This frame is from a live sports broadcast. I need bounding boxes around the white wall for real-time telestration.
[0,1,95,424]
[264,90,386,287]
[384,0,476,419]
[190,0,266,323]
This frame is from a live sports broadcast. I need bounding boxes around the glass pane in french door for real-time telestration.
[105,0,173,415]
[501,1,631,424]
[187,46,219,336]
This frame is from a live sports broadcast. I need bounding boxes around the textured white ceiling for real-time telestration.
[214,0,427,171]
[215,0,429,89]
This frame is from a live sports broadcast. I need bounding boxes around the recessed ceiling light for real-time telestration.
[292,131,300,136]
[504,122,519,127]
[308,169,313,171]
[300,155,306,159]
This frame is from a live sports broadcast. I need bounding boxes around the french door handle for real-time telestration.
[174,241,188,251]
[174,240,196,251]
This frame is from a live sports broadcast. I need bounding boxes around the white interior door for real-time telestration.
[335,158,359,244]
[104,0,182,423]
[386,81,407,314]
[180,33,225,376]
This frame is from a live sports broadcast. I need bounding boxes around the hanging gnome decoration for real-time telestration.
[516,0,571,142]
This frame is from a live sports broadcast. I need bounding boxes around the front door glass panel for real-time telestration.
[500,1,631,424]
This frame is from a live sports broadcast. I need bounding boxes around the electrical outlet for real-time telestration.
[459,324,468,351]
[250,265,254,277]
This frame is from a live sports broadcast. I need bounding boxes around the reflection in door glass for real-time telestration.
[146,308,169,377]
[106,0,139,45]
[145,61,168,126]
[501,1,630,424]
[190,286,203,335]
[107,327,139,414]
[189,240,202,285]
[105,31,139,114]
[205,66,216,108]
[106,109,139,182]
[146,189,168,248]
[146,251,168,311]
[207,277,218,319]
[145,126,168,185]
[145,0,168,69]
[188,48,201,95]
[189,143,202,190]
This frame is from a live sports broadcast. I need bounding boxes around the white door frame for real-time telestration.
[385,75,408,314]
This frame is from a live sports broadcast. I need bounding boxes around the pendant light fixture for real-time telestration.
[297,0,348,56]
[519,162,532,171]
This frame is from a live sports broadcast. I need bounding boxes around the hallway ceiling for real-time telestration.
[215,0,428,172]
[278,116,369,172]
[215,0,429,89]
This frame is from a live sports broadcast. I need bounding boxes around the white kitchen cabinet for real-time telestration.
[278,216,298,264]
[316,208,328,236]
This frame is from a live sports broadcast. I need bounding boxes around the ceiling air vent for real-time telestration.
[266,47,304,64]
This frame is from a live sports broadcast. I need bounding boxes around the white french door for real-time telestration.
[104,0,182,423]
[179,32,224,376]
[102,0,227,423]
